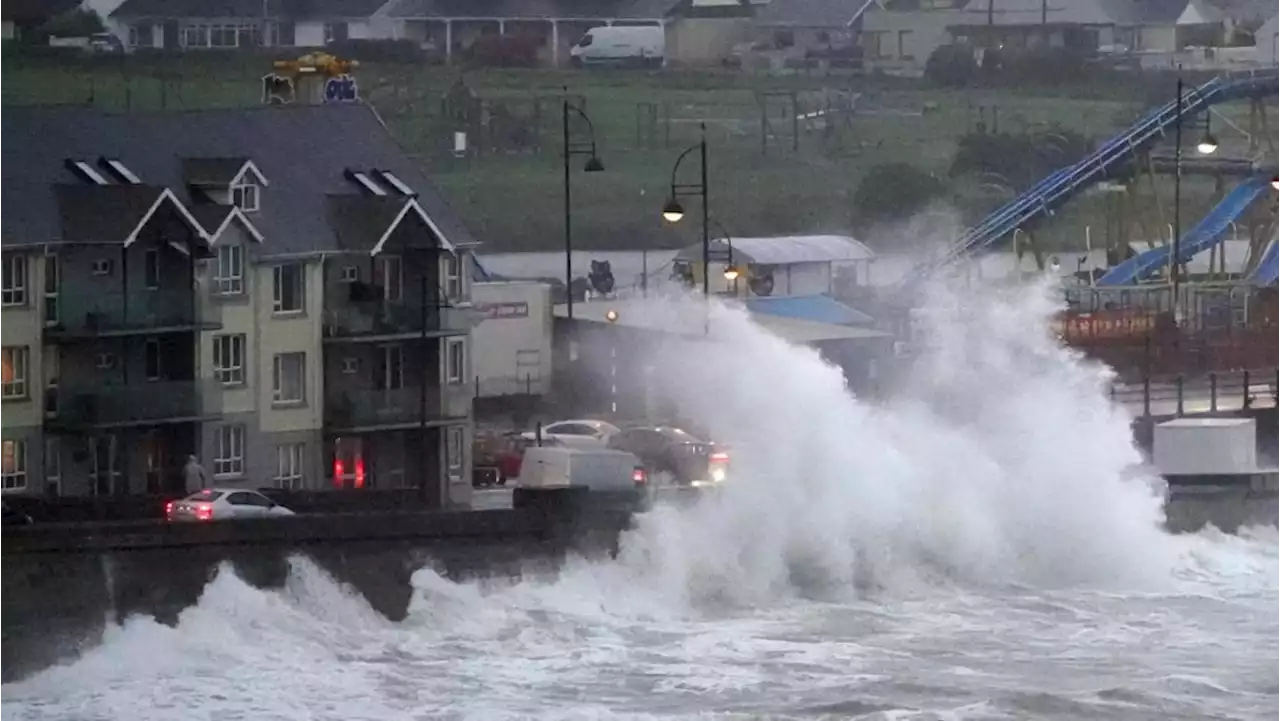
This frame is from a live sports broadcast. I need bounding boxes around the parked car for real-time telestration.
[166,488,296,522]
[2,500,34,526]
[520,419,621,449]
[569,25,664,68]
[605,426,730,487]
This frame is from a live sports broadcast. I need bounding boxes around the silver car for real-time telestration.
[166,488,296,522]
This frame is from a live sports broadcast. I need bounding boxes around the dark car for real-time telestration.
[605,426,729,486]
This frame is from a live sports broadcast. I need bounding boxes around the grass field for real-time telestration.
[2,53,1237,255]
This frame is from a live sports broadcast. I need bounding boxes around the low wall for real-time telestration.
[1,489,635,683]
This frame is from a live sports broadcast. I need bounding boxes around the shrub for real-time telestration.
[324,38,423,64]
[464,33,542,68]
[924,43,978,87]
[853,162,946,225]
[39,8,105,38]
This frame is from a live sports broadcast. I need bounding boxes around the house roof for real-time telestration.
[954,0,1236,26]
[755,0,876,28]
[386,0,676,20]
[182,157,251,186]
[53,184,174,244]
[1,104,475,257]
[111,0,390,20]
[674,234,876,265]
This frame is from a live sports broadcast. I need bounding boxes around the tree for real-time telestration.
[39,8,105,37]
[853,163,946,225]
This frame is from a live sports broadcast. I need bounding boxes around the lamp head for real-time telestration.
[604,309,619,323]
[1272,174,1279,192]
[722,266,741,281]
[1196,132,1218,156]
[583,155,605,173]
[661,198,685,223]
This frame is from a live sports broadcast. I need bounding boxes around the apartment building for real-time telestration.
[1,104,477,507]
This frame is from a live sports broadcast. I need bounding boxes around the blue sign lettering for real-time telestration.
[324,74,359,104]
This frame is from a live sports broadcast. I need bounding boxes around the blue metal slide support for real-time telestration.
[900,69,1279,286]
[1250,233,1279,286]
[1096,174,1272,286]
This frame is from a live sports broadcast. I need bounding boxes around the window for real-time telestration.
[273,264,305,314]
[181,24,208,47]
[44,437,60,495]
[898,30,914,60]
[446,339,465,384]
[2,347,28,399]
[95,352,116,370]
[210,24,238,48]
[376,256,403,302]
[323,22,347,43]
[443,253,462,299]
[340,357,359,374]
[43,351,59,418]
[376,345,404,390]
[92,259,114,276]
[127,24,143,48]
[339,265,359,283]
[43,254,58,325]
[2,440,26,491]
[232,183,259,212]
[213,334,245,385]
[275,444,305,490]
[144,249,161,289]
[213,424,245,477]
[214,244,244,296]
[144,339,162,381]
[2,255,26,306]
[272,352,306,405]
[447,427,463,474]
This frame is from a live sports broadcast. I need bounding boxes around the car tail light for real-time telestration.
[354,457,366,489]
[633,467,647,487]
[195,503,214,521]
[165,501,174,518]
[709,452,730,463]
[333,459,345,488]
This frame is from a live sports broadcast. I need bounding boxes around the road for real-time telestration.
[471,487,514,511]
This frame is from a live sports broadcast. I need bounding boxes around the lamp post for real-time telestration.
[562,86,604,320]
[1171,73,1219,323]
[660,122,710,301]
[706,217,738,294]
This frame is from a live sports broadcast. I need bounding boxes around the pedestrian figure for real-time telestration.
[183,454,208,492]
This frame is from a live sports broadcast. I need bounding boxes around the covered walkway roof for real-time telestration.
[554,298,891,345]
[673,234,875,266]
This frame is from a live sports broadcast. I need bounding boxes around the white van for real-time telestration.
[570,25,664,68]
[518,446,647,491]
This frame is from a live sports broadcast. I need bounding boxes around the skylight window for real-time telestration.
[104,159,141,184]
[68,160,110,185]
[347,170,387,196]
[376,170,416,197]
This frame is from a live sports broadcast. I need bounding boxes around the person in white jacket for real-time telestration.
[182,454,209,493]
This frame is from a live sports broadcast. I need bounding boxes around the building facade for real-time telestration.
[1,105,477,507]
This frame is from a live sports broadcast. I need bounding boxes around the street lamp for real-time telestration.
[660,122,710,301]
[562,86,604,321]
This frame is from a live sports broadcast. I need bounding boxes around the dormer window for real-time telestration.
[232,182,259,213]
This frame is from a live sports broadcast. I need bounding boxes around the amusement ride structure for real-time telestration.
[899,68,1279,380]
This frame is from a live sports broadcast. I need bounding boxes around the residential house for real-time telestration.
[383,0,675,67]
[110,0,397,50]
[752,0,873,54]
[860,0,967,74]
[1,104,478,507]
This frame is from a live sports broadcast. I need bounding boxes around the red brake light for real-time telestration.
[195,503,214,521]
[333,459,345,488]
[165,501,174,517]
[709,452,730,463]
[633,467,647,486]
[354,457,366,489]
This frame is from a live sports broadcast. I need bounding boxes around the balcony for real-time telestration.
[322,301,471,342]
[45,288,218,340]
[47,380,222,429]
[325,385,470,431]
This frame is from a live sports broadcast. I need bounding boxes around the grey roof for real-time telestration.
[182,157,250,186]
[52,184,171,244]
[675,235,875,265]
[755,0,875,27]
[2,104,476,256]
[387,0,676,19]
[954,0,1237,26]
[112,0,389,20]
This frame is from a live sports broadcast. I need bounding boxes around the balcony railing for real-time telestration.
[322,302,469,340]
[45,288,216,338]
[325,385,470,430]
[49,380,222,427]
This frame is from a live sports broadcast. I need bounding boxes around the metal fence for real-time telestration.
[1109,368,1278,419]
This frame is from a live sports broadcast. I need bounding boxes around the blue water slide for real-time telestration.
[1096,175,1272,286]
[1250,233,1278,286]
[900,69,1279,286]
